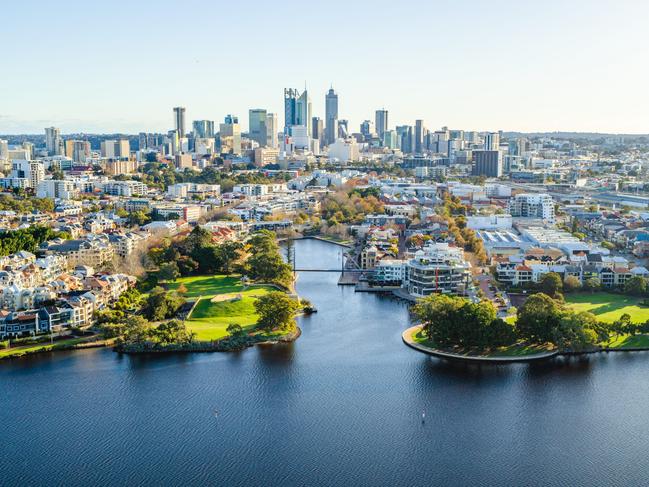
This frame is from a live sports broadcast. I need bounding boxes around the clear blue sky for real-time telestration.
[1,0,648,134]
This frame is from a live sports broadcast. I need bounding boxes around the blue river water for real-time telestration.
[2,239,649,486]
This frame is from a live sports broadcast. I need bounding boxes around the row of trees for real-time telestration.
[320,189,384,226]
[438,195,487,265]
[0,194,55,214]
[413,290,636,352]
[531,272,649,299]
[147,228,293,289]
[0,226,70,257]
[105,316,195,347]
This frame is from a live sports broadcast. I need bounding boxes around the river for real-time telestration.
[2,239,649,486]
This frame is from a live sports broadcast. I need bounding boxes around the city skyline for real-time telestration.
[2,0,648,134]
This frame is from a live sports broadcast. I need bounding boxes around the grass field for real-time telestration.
[173,275,272,341]
[0,337,93,359]
[411,328,554,357]
[565,292,649,323]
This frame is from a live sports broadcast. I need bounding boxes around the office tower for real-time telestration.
[396,125,413,153]
[265,113,278,148]
[325,87,339,145]
[219,115,241,154]
[415,120,425,154]
[360,120,374,139]
[375,109,388,139]
[472,150,502,177]
[382,130,398,150]
[0,139,8,159]
[284,88,312,136]
[192,120,214,138]
[45,127,63,156]
[338,119,349,139]
[484,132,500,151]
[449,130,464,140]
[311,117,324,143]
[249,109,268,147]
[173,107,186,137]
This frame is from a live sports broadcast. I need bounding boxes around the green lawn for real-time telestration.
[174,275,272,341]
[604,334,649,349]
[0,337,89,359]
[411,328,553,357]
[565,292,649,323]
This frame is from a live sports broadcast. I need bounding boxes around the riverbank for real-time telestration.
[0,335,114,360]
[115,326,301,354]
[403,325,649,363]
[402,325,559,363]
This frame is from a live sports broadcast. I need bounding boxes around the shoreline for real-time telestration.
[402,325,649,363]
[402,326,558,363]
[115,327,301,355]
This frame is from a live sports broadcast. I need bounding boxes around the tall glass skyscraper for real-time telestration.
[325,87,338,145]
[284,88,312,137]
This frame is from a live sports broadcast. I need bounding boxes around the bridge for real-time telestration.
[293,268,365,272]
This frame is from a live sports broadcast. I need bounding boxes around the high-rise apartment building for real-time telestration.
[173,107,186,137]
[0,139,8,159]
[101,139,130,159]
[375,109,388,140]
[284,88,312,136]
[509,193,555,221]
[45,127,63,156]
[11,160,45,188]
[325,87,338,145]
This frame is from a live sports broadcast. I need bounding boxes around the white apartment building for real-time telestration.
[509,193,555,221]
[37,180,79,200]
[405,242,471,297]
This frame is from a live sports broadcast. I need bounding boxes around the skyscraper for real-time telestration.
[284,88,312,136]
[375,109,388,139]
[249,109,268,147]
[360,120,374,139]
[415,120,425,154]
[325,87,338,145]
[265,113,278,148]
[45,127,63,156]
[484,132,500,151]
[192,120,214,138]
[219,115,241,155]
[311,117,324,143]
[173,107,186,137]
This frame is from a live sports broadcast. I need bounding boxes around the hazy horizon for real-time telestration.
[2,0,648,135]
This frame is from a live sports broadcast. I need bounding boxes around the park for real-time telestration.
[167,275,273,340]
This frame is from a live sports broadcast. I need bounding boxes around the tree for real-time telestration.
[141,287,185,321]
[563,275,582,293]
[583,277,601,293]
[153,320,194,345]
[539,272,563,297]
[254,291,300,332]
[516,293,563,344]
[226,323,245,337]
[158,262,180,282]
[624,276,648,297]
[553,311,599,351]
[121,316,153,344]
[413,294,513,349]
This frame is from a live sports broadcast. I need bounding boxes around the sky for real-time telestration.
[1,0,648,135]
